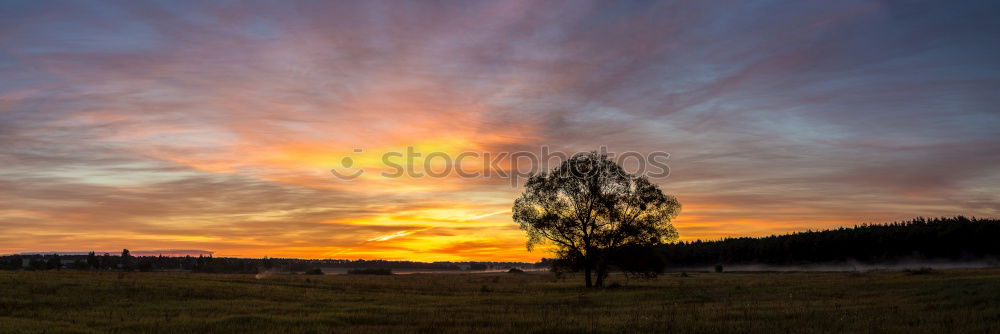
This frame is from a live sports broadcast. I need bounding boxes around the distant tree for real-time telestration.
[47,254,61,270]
[121,249,134,271]
[196,255,207,272]
[87,251,99,270]
[137,260,153,272]
[71,259,89,270]
[28,258,47,270]
[548,257,580,274]
[182,255,194,270]
[101,253,112,270]
[1,255,22,270]
[513,151,680,287]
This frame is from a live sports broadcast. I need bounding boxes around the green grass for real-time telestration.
[1,269,999,333]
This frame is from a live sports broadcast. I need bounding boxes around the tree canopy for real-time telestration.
[513,151,680,287]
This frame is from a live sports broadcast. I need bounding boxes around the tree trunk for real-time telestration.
[583,242,593,287]
[595,261,607,287]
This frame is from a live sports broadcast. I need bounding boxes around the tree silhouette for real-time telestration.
[101,253,112,270]
[660,216,1000,266]
[47,254,61,270]
[513,151,680,287]
[87,251,99,270]
[121,249,134,271]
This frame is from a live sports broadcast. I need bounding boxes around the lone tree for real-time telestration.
[513,151,680,287]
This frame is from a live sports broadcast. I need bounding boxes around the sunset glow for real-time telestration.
[2,1,998,262]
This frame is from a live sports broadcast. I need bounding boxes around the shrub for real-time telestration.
[611,245,666,279]
[507,268,524,274]
[714,264,724,273]
[303,268,324,275]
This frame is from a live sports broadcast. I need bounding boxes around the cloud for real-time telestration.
[1,0,998,260]
[365,229,427,242]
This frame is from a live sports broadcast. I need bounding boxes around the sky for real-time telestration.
[1,0,999,261]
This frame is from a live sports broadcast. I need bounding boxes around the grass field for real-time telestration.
[1,269,999,333]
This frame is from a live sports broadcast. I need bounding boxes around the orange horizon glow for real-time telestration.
[3,2,998,262]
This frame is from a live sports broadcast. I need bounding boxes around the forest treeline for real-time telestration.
[0,251,539,273]
[4,217,997,273]
[660,216,1000,266]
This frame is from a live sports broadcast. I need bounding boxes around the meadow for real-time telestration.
[1,269,999,333]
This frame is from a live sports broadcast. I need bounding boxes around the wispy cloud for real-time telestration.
[1,1,998,260]
[366,230,424,243]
